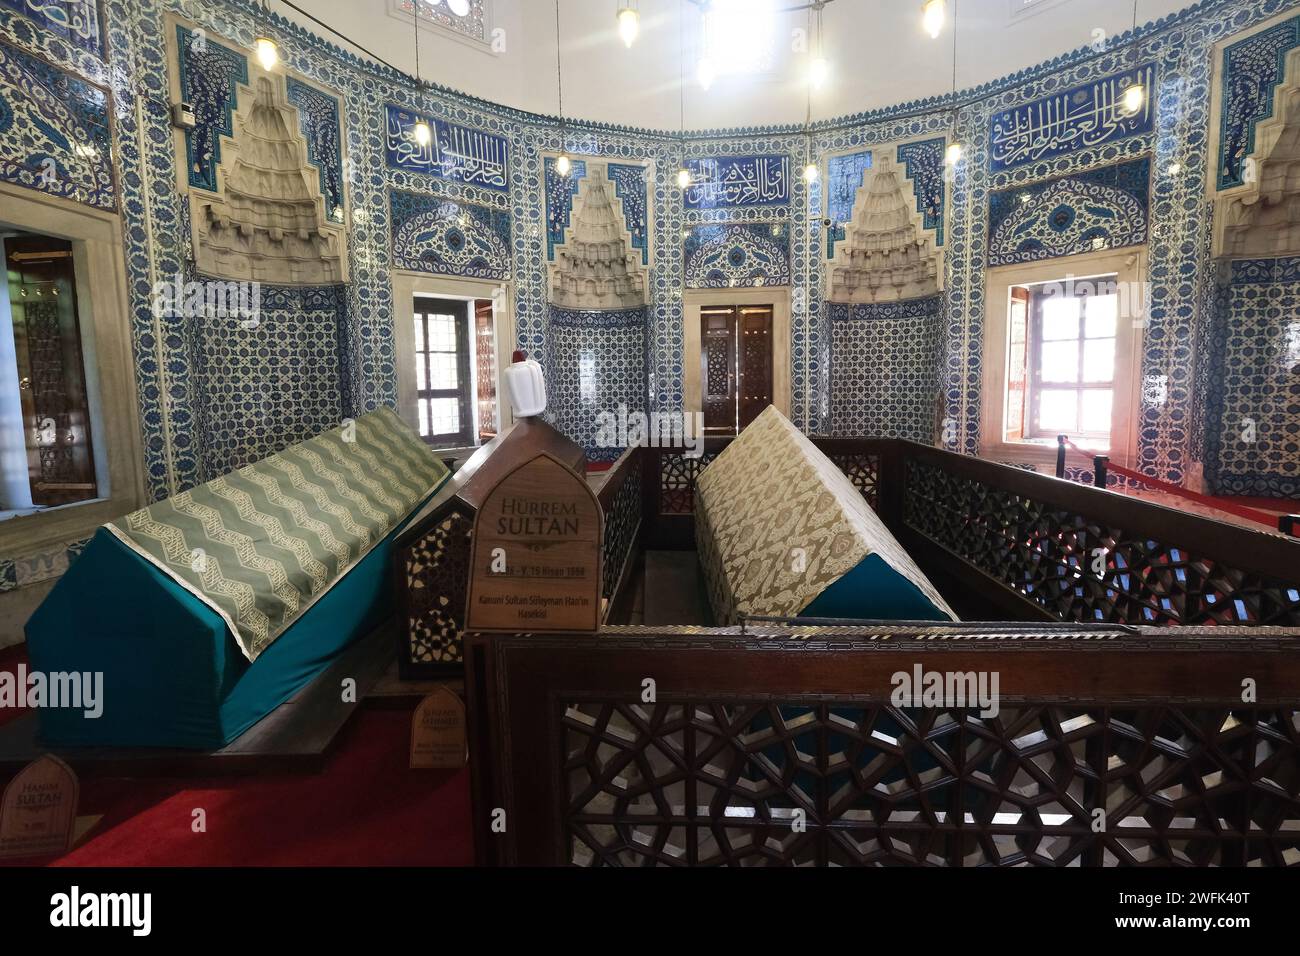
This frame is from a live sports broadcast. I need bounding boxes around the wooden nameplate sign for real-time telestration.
[410,686,467,769]
[0,754,79,860]
[466,451,603,633]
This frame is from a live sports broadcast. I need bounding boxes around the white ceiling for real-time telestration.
[280,0,1196,130]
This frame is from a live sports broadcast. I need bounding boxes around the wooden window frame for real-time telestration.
[981,246,1145,471]
[0,182,145,560]
[1024,277,1118,442]
[413,297,474,449]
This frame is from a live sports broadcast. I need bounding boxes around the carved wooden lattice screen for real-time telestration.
[901,454,1300,627]
[466,629,1300,867]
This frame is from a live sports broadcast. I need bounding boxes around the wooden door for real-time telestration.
[699,304,774,436]
[701,307,737,435]
[738,306,773,430]
[4,236,97,507]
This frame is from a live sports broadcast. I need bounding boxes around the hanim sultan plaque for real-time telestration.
[0,754,79,860]
[466,452,603,633]
[410,685,467,769]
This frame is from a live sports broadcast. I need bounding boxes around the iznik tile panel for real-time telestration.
[384,104,509,192]
[987,156,1151,266]
[989,63,1157,171]
[193,285,346,481]
[0,0,103,57]
[544,155,587,261]
[683,222,791,289]
[285,77,345,223]
[682,155,791,210]
[607,162,650,266]
[826,149,872,259]
[390,189,511,281]
[175,24,247,193]
[896,137,946,247]
[1216,14,1300,190]
[0,36,113,208]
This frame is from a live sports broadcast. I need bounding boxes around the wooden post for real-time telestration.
[1055,435,1067,479]
[1093,456,1109,489]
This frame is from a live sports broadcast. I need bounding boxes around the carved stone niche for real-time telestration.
[190,75,348,285]
[549,164,646,310]
[1214,46,1300,259]
[827,156,941,304]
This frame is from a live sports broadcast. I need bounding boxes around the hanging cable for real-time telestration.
[554,0,571,175]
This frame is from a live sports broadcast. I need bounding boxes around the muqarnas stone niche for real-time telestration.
[549,164,646,310]
[1214,46,1300,259]
[827,156,940,304]
[190,75,347,285]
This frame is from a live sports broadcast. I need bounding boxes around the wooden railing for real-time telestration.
[465,625,1300,866]
[638,439,1300,627]
[594,447,643,623]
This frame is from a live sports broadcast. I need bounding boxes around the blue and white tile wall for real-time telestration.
[1201,11,1300,497]
[547,307,647,462]
[827,297,944,442]
[0,0,1293,599]
[1204,257,1300,496]
[191,284,347,478]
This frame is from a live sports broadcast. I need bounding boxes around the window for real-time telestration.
[1,231,99,518]
[394,0,489,45]
[1012,275,1119,443]
[984,249,1145,469]
[413,297,473,447]
[0,182,144,557]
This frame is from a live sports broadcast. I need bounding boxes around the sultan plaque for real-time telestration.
[0,754,79,860]
[466,451,603,633]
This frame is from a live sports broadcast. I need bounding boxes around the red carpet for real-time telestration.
[1,647,474,867]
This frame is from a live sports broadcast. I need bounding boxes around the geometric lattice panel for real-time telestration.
[826,452,881,509]
[403,509,473,667]
[562,701,1300,866]
[657,452,718,515]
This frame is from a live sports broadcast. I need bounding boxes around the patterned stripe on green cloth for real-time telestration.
[107,407,449,660]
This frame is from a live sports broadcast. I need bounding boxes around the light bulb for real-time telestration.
[1122,83,1145,115]
[809,56,829,90]
[697,58,715,91]
[802,162,819,183]
[945,141,963,165]
[413,120,432,147]
[555,154,572,176]
[922,0,946,39]
[254,36,279,71]
[617,7,640,48]
[677,167,692,189]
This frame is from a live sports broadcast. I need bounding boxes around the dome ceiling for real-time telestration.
[280,0,1196,131]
